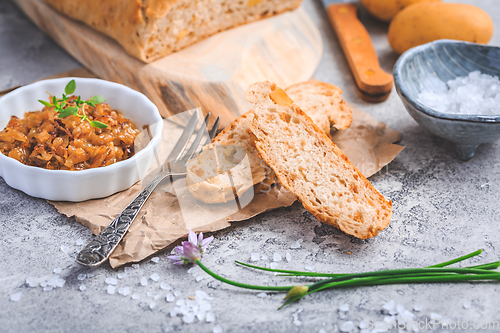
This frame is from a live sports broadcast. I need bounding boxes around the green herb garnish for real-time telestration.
[38,80,108,128]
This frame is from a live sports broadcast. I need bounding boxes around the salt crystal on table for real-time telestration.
[213,325,223,333]
[40,281,48,288]
[188,266,200,274]
[304,265,314,271]
[77,274,86,281]
[132,264,140,269]
[118,287,131,296]
[290,242,301,249]
[206,312,215,322]
[117,273,126,279]
[464,301,471,309]
[195,290,208,301]
[382,300,395,313]
[339,321,354,332]
[413,304,423,312]
[273,253,282,262]
[183,313,195,324]
[166,293,175,302]
[150,273,160,282]
[79,285,86,291]
[250,253,260,262]
[270,262,278,269]
[75,238,84,245]
[43,286,54,292]
[26,277,38,287]
[359,319,368,329]
[318,329,326,333]
[261,254,269,261]
[131,293,140,300]
[53,267,62,274]
[197,312,206,322]
[199,302,212,312]
[286,253,291,262]
[196,276,204,282]
[176,299,186,306]
[339,304,350,312]
[160,283,172,291]
[174,290,182,297]
[257,292,267,298]
[151,257,159,263]
[54,277,66,288]
[10,292,22,302]
[107,285,116,294]
[147,291,153,297]
[124,267,134,274]
[149,301,156,309]
[105,277,118,285]
[170,309,178,317]
[60,245,69,252]
[140,277,148,286]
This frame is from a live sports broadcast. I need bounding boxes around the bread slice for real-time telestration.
[246,81,392,239]
[186,80,352,204]
[285,80,352,135]
[45,0,302,63]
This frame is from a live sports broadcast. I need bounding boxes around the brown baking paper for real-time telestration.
[43,69,404,268]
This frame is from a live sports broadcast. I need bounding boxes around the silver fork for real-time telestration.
[76,110,220,267]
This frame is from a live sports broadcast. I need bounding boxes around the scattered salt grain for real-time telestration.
[150,273,160,282]
[304,265,314,271]
[188,266,200,274]
[132,264,140,269]
[79,285,86,291]
[270,262,279,269]
[43,286,54,292]
[339,321,354,332]
[213,324,223,333]
[273,253,282,262]
[77,274,86,281]
[290,242,301,249]
[183,313,195,324]
[413,304,423,312]
[359,319,368,329]
[166,293,175,302]
[47,275,65,288]
[382,300,395,313]
[147,291,153,297]
[40,281,48,288]
[160,283,172,291]
[105,277,118,285]
[118,287,131,296]
[195,290,209,301]
[261,254,269,261]
[418,71,500,116]
[257,292,267,298]
[463,301,471,309]
[339,304,350,312]
[251,253,260,262]
[26,276,38,287]
[60,245,69,253]
[318,329,327,333]
[124,267,134,274]
[174,290,182,297]
[206,312,215,322]
[75,238,84,245]
[10,292,22,302]
[196,276,204,282]
[149,301,156,309]
[107,285,116,295]
[53,267,62,274]
[151,257,159,263]
[117,273,126,279]
[140,277,148,286]
[131,293,140,300]
[286,252,291,262]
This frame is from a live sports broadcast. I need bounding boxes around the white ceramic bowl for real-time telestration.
[0,77,163,201]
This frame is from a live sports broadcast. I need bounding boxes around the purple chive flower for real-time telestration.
[168,230,214,265]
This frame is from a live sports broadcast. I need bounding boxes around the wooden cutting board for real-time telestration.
[14,0,323,128]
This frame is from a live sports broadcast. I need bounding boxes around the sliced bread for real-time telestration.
[246,81,392,239]
[285,80,352,135]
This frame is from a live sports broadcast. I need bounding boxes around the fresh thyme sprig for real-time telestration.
[38,79,108,128]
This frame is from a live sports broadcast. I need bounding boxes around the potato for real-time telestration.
[360,0,441,22]
[388,3,494,54]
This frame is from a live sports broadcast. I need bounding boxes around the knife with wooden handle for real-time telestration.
[321,1,393,102]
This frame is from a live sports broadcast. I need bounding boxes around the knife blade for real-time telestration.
[320,0,393,102]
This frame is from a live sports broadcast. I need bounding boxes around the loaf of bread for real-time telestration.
[246,81,392,239]
[45,0,303,63]
[186,80,351,204]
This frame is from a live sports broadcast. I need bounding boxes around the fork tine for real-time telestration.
[203,116,220,147]
[182,112,211,163]
[166,109,200,162]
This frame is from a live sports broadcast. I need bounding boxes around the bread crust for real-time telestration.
[45,0,303,62]
[246,81,392,239]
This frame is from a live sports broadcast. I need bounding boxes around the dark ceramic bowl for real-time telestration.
[394,40,500,160]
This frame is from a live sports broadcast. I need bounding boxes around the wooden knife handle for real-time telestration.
[326,3,393,101]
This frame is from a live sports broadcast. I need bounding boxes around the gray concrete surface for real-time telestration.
[1,1,500,332]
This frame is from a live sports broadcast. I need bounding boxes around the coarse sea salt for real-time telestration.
[160,283,172,291]
[418,71,500,115]
[10,292,22,302]
[339,321,354,332]
[250,253,260,262]
[213,325,223,333]
[105,277,118,285]
[285,252,291,262]
[151,257,160,263]
[26,277,38,287]
[140,277,148,286]
[79,285,86,291]
[166,293,175,302]
[107,285,116,295]
[77,274,86,281]
[273,253,282,262]
[150,273,160,282]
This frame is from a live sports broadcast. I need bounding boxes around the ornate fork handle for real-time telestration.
[76,170,183,267]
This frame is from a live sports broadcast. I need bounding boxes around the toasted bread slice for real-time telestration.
[246,81,392,239]
[285,80,352,135]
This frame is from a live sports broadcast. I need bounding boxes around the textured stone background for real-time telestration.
[1,0,500,332]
